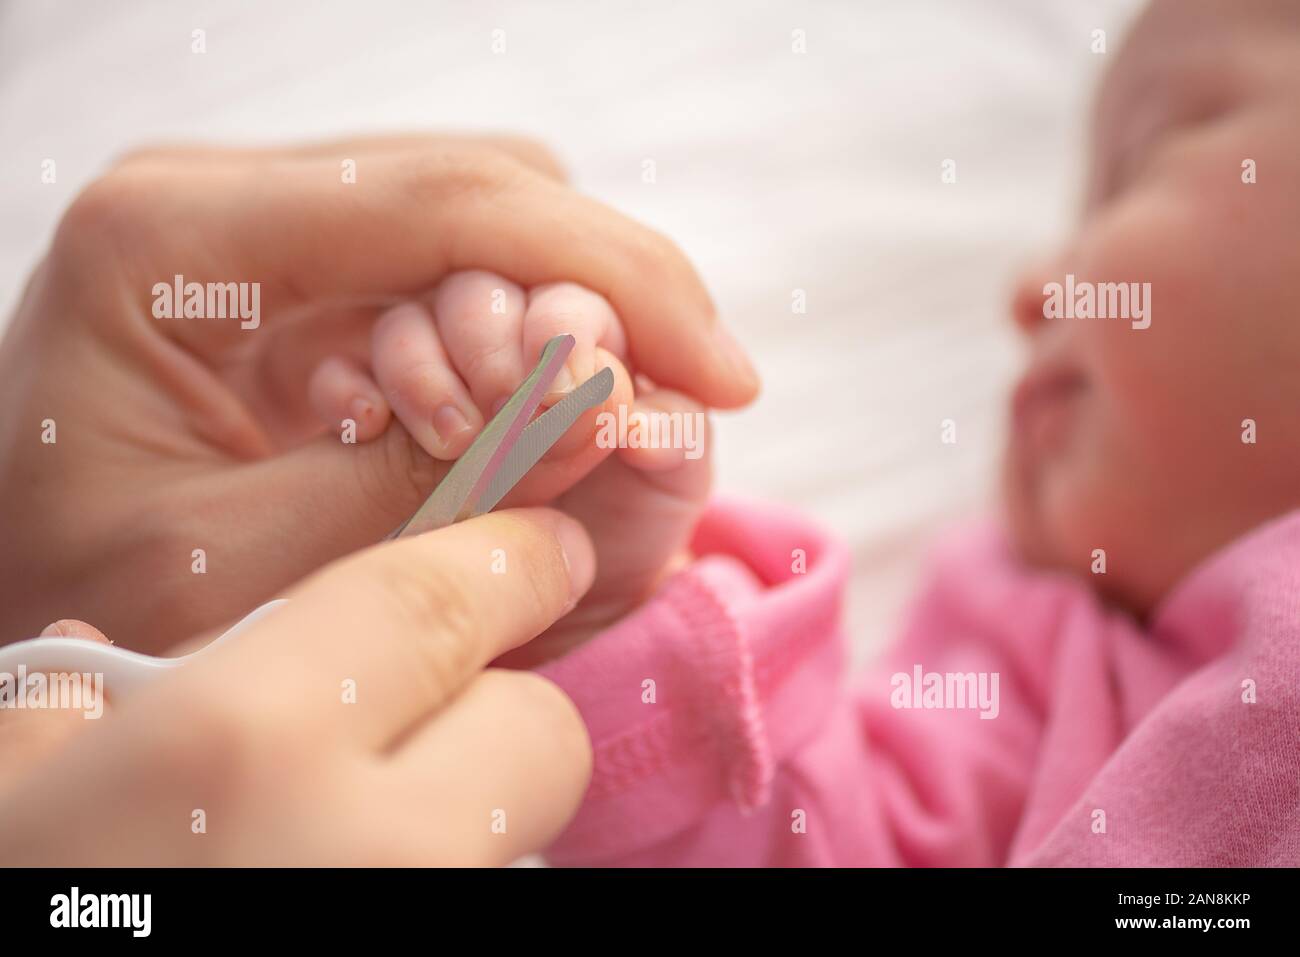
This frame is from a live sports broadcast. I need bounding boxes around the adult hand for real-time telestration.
[0,508,594,865]
[0,135,759,652]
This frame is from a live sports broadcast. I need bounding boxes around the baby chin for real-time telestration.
[1001,371,1091,570]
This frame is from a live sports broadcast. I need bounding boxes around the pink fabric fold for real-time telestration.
[539,499,1300,866]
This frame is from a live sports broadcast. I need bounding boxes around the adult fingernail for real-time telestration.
[712,324,759,387]
[431,402,473,447]
[551,513,596,609]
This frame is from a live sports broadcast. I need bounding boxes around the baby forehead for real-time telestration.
[1089,56,1227,174]
[1102,0,1300,106]
[1124,0,1300,47]
[1092,11,1300,160]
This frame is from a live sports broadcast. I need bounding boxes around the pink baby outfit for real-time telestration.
[538,499,1300,866]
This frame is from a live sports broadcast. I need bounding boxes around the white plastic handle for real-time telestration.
[0,599,289,696]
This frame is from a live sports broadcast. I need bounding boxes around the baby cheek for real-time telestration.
[1077,202,1218,449]
[1036,398,1124,551]
[1036,423,1169,606]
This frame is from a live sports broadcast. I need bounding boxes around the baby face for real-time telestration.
[1003,0,1300,615]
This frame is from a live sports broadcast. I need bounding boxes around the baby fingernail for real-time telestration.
[543,364,578,406]
[550,364,575,394]
[432,403,472,445]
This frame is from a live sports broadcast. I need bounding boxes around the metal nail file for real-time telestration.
[389,334,613,537]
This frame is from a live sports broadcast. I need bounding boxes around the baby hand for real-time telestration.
[307,270,712,662]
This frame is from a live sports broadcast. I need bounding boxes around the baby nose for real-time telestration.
[1010,258,1060,335]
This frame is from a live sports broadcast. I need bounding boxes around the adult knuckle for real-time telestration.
[486,512,565,609]
[378,557,482,702]
[402,147,506,205]
[54,170,145,254]
[517,550,562,620]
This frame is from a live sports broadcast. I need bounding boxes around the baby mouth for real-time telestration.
[1011,363,1088,451]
